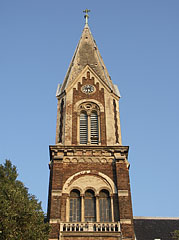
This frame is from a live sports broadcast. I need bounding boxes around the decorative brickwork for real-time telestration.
[72,71,106,145]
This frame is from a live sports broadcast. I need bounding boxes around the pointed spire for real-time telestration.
[58,16,119,97]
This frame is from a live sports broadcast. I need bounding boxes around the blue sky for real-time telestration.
[0,0,179,217]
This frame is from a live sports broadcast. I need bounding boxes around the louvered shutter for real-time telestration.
[90,112,98,144]
[80,112,88,144]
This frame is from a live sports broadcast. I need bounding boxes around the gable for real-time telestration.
[66,65,112,94]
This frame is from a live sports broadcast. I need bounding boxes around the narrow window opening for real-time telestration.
[90,111,99,144]
[85,190,96,222]
[99,190,112,222]
[59,99,64,143]
[113,99,119,143]
[69,190,81,222]
[80,111,88,144]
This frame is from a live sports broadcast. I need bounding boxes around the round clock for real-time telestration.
[81,85,95,94]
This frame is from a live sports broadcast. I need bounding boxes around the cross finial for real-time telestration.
[83,9,90,25]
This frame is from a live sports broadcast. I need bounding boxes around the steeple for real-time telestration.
[47,14,135,240]
[57,17,120,98]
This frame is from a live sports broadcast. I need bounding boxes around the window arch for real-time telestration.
[78,102,100,145]
[84,189,96,222]
[69,189,81,222]
[99,190,112,222]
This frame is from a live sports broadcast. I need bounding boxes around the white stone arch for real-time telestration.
[74,99,104,112]
[62,170,117,195]
[68,186,83,196]
[83,186,98,196]
[97,186,112,196]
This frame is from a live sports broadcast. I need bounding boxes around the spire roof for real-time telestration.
[59,23,119,96]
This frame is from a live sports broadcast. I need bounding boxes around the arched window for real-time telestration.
[80,111,88,144]
[90,111,99,144]
[69,189,81,222]
[85,190,96,222]
[99,190,112,222]
[78,102,100,145]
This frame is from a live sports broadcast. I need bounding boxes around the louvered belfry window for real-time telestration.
[84,190,96,222]
[90,111,99,144]
[99,190,112,222]
[79,103,100,145]
[69,190,81,222]
[80,111,88,144]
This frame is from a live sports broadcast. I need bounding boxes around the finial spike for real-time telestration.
[83,9,90,25]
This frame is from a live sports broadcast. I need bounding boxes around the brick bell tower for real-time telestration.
[47,10,135,240]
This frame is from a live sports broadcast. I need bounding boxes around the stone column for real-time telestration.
[87,112,90,144]
[66,195,69,222]
[110,194,114,222]
[96,195,100,222]
[81,194,85,222]
[98,112,101,144]
[77,113,80,144]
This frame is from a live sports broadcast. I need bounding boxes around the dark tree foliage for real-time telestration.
[172,230,179,239]
[0,160,50,240]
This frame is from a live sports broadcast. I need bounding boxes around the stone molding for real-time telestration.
[118,190,129,197]
[120,219,132,224]
[62,170,117,194]
[50,145,129,161]
[49,219,61,224]
[74,98,104,112]
[52,190,62,196]
[62,156,114,163]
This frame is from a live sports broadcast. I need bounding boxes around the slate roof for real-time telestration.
[134,217,179,240]
[58,23,119,96]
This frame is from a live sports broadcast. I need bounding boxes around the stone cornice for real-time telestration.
[49,145,129,161]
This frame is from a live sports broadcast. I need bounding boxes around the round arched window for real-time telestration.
[99,190,112,222]
[84,189,96,222]
[69,189,81,222]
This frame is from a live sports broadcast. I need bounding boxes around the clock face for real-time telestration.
[81,85,95,94]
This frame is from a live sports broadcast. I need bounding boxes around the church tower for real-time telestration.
[47,11,135,240]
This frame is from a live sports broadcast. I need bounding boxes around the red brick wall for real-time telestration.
[72,71,106,145]
[48,157,135,239]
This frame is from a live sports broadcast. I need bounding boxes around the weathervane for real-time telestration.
[83,9,90,25]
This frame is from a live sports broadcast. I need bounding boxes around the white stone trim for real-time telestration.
[49,219,61,223]
[74,99,104,112]
[98,172,117,194]
[120,219,131,224]
[52,190,62,196]
[118,190,129,197]
[62,170,117,194]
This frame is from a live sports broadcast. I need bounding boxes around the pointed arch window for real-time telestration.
[69,189,81,222]
[84,190,96,222]
[99,190,112,222]
[80,111,88,144]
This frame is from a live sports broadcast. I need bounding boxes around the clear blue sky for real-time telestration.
[0,0,179,217]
